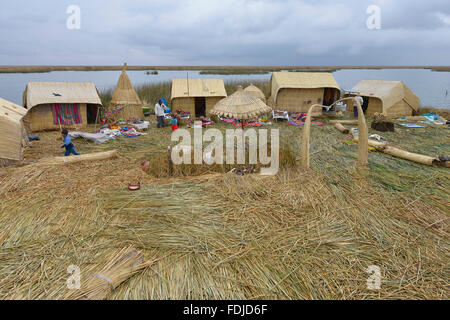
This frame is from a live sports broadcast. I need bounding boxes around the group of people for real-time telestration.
[154,99,180,131]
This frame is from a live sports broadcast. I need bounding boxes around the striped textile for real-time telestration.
[53,103,81,125]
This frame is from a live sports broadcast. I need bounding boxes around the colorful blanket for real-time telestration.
[53,104,81,125]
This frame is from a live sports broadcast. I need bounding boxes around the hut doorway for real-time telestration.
[322,88,337,107]
[195,97,206,117]
[86,105,99,124]
[362,97,369,113]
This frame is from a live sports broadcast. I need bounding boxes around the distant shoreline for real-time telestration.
[0,65,449,74]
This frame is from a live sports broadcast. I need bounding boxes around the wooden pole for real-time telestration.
[94,106,100,131]
[187,72,190,97]
[168,146,174,176]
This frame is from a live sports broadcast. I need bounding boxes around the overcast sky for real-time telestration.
[1,0,449,65]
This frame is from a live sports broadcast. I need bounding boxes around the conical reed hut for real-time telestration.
[110,63,144,120]
[244,83,266,103]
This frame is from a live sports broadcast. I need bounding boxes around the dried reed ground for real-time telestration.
[0,119,448,300]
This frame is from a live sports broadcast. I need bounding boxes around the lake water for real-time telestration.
[1,69,449,109]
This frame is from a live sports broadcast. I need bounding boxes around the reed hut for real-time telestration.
[270,72,340,113]
[23,82,102,131]
[110,63,144,120]
[244,83,266,103]
[171,78,227,118]
[0,97,28,164]
[343,80,420,116]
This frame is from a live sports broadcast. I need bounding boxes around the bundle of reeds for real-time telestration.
[67,246,156,300]
[36,150,119,166]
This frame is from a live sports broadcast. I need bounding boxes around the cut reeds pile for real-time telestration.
[67,246,156,300]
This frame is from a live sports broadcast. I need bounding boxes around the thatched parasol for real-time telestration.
[210,85,271,120]
[211,86,272,164]
[244,83,266,102]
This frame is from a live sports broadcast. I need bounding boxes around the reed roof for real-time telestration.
[24,82,102,109]
[271,72,340,98]
[0,97,27,161]
[348,80,420,112]
[171,78,227,101]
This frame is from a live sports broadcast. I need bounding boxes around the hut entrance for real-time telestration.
[86,104,99,124]
[322,88,337,107]
[86,105,99,124]
[195,97,206,117]
[362,97,369,113]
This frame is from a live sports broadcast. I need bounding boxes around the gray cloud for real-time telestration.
[0,0,449,65]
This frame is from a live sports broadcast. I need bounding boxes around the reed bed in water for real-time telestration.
[0,117,448,299]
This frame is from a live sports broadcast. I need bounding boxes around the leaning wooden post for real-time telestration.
[300,104,322,168]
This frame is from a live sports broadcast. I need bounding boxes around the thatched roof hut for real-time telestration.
[244,83,266,103]
[110,63,144,120]
[343,80,420,116]
[0,97,28,163]
[270,72,340,113]
[23,82,102,131]
[171,78,227,118]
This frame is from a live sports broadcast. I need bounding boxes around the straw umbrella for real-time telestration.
[210,85,272,156]
[211,85,271,120]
